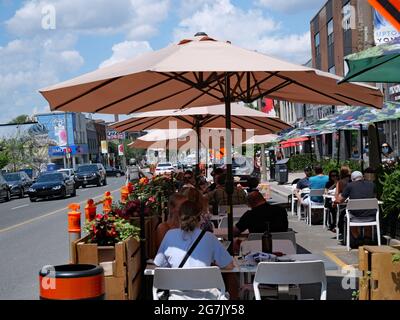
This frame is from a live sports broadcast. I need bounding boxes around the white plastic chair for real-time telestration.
[306,189,325,226]
[218,216,240,228]
[247,231,296,249]
[297,188,310,221]
[240,239,296,256]
[152,267,226,300]
[218,205,248,217]
[345,198,381,251]
[290,184,298,216]
[253,261,327,300]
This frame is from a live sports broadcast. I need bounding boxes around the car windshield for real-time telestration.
[37,173,64,182]
[77,165,98,172]
[4,173,21,182]
[58,170,70,175]
[158,163,172,167]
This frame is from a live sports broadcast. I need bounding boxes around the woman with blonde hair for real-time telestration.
[154,200,233,269]
[181,187,214,232]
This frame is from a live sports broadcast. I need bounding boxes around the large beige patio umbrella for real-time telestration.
[128,129,193,150]
[39,33,384,250]
[111,103,290,170]
[111,103,289,134]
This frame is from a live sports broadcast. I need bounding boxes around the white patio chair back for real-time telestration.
[271,231,297,249]
[248,231,296,249]
[240,239,296,256]
[307,189,325,226]
[218,216,240,228]
[291,184,298,216]
[253,261,327,300]
[247,233,263,241]
[345,198,381,251]
[219,205,248,216]
[298,188,310,221]
[152,267,226,300]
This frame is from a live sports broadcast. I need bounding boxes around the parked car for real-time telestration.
[3,171,33,198]
[28,172,76,202]
[0,173,11,202]
[74,163,107,188]
[58,168,75,179]
[155,162,175,175]
[105,166,124,177]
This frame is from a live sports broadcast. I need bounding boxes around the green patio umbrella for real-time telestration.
[340,37,400,83]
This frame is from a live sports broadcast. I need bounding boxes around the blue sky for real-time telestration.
[0,0,327,123]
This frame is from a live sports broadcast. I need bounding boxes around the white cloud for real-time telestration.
[173,0,311,64]
[6,0,170,39]
[256,0,326,14]
[0,35,84,123]
[99,40,153,68]
[258,32,311,64]
[174,0,279,47]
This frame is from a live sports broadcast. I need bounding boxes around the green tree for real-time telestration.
[8,114,31,124]
[0,151,9,169]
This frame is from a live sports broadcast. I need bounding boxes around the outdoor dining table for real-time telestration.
[143,253,338,276]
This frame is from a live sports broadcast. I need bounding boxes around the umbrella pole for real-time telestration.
[337,130,341,166]
[224,73,234,254]
[360,124,364,172]
[195,117,201,178]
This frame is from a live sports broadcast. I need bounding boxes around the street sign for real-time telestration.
[369,0,400,31]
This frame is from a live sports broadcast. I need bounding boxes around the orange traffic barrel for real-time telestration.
[85,199,96,221]
[39,264,105,300]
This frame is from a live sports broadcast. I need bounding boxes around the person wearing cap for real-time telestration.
[338,171,376,247]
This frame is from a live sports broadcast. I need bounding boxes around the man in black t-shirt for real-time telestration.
[233,191,288,236]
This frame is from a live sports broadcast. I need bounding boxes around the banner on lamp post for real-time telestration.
[118,144,124,156]
[101,140,108,154]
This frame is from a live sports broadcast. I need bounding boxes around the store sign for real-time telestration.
[389,84,400,101]
[48,145,88,157]
[370,1,400,34]
[373,9,400,45]
[106,130,125,140]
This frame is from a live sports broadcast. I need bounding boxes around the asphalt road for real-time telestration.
[0,176,126,300]
[0,178,287,300]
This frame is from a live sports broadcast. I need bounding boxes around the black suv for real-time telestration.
[0,173,11,202]
[75,163,107,188]
[4,171,32,198]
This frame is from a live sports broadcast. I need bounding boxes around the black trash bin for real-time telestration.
[269,164,276,181]
[275,159,289,185]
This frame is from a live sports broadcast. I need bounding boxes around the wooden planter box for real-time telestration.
[131,215,160,259]
[359,245,400,300]
[71,235,141,300]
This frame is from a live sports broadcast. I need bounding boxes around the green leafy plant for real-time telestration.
[84,213,140,246]
[381,167,400,219]
[352,290,359,300]
[392,253,400,263]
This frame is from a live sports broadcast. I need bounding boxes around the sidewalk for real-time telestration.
[268,172,359,299]
[268,171,359,265]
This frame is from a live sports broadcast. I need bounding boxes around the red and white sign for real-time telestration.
[118,144,124,156]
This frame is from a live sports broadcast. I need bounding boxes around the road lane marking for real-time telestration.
[323,250,349,269]
[0,187,121,234]
[11,204,29,210]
